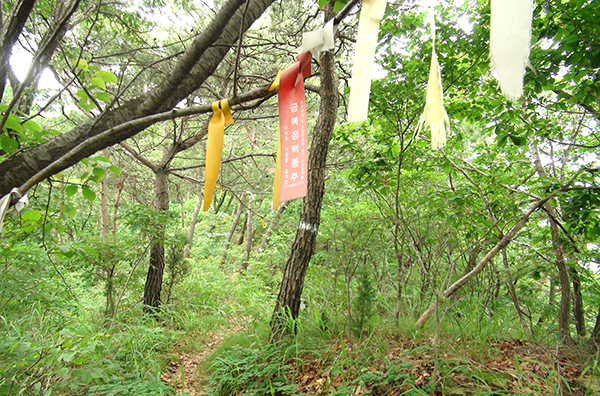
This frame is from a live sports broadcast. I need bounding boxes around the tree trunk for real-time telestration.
[241,193,254,271]
[270,10,339,336]
[258,201,288,253]
[0,0,37,101]
[99,149,110,237]
[531,142,572,344]
[105,264,116,316]
[184,170,203,259]
[220,195,244,269]
[143,169,169,313]
[591,306,600,343]
[0,0,276,197]
[112,173,126,234]
[500,247,529,335]
[237,214,247,245]
[570,266,585,336]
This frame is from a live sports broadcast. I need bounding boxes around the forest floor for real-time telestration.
[160,328,598,395]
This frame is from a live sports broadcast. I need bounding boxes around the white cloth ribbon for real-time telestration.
[0,188,28,234]
[490,0,533,101]
[347,0,388,123]
[297,18,335,55]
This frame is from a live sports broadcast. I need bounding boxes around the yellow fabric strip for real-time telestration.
[203,99,233,211]
[347,0,388,123]
[269,70,282,91]
[270,71,282,209]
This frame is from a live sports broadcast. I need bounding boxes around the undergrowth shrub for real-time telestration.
[0,310,179,396]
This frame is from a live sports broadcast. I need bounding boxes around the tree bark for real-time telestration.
[591,306,600,343]
[184,169,203,259]
[258,201,288,253]
[271,8,339,336]
[570,266,585,336]
[500,247,529,334]
[143,169,169,312]
[241,193,254,271]
[550,217,573,344]
[0,0,37,101]
[531,142,572,344]
[111,173,126,234]
[220,195,245,269]
[0,0,275,197]
[99,148,110,237]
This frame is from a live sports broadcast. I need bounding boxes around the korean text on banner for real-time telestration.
[277,52,312,203]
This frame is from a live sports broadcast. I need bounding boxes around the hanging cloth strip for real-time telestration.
[490,0,533,101]
[269,71,283,210]
[0,188,28,234]
[297,18,335,55]
[417,10,449,150]
[347,0,388,123]
[272,52,312,209]
[203,99,233,211]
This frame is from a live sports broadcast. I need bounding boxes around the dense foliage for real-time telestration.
[1,0,599,394]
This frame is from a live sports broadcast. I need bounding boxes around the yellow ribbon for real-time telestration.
[269,70,282,92]
[203,99,233,211]
[269,71,283,210]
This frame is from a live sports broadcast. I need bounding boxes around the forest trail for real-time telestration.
[161,329,594,395]
[161,330,226,395]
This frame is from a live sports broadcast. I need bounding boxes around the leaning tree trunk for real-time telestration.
[220,195,245,269]
[183,169,203,259]
[143,169,169,312]
[270,12,339,336]
[258,201,288,253]
[415,193,558,328]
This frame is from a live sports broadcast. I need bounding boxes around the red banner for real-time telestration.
[278,52,311,202]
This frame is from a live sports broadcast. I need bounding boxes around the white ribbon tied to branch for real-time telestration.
[0,188,29,234]
[490,0,533,101]
[297,18,335,55]
[347,0,388,123]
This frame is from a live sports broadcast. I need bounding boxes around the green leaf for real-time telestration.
[508,135,526,146]
[21,209,42,221]
[92,155,111,168]
[82,185,96,202]
[318,0,329,9]
[333,0,346,12]
[75,59,88,71]
[0,135,19,153]
[91,167,106,181]
[5,114,24,133]
[96,70,118,83]
[108,165,121,177]
[24,119,42,133]
[90,77,106,90]
[95,92,111,103]
[65,185,78,197]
